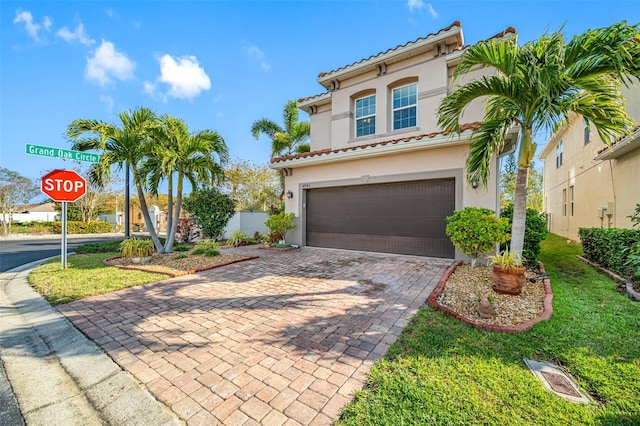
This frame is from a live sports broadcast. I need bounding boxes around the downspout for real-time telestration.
[608,159,617,228]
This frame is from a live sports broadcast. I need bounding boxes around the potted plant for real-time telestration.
[119,237,155,264]
[227,230,248,247]
[488,249,526,295]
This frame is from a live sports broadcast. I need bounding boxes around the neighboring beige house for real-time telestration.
[271,22,519,259]
[539,83,640,241]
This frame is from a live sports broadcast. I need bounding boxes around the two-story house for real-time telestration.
[539,83,640,241]
[271,22,519,259]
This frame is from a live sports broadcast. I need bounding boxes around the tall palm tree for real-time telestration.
[438,22,640,259]
[251,100,310,198]
[145,115,228,252]
[251,100,311,157]
[67,107,166,252]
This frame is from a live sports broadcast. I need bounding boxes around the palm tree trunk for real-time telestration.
[510,165,529,260]
[164,172,183,252]
[137,184,164,253]
[164,174,174,252]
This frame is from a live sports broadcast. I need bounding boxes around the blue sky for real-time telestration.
[2,0,638,199]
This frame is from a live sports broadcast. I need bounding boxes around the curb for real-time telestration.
[427,260,553,333]
[0,261,181,426]
[577,255,640,302]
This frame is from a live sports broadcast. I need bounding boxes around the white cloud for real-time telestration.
[154,54,211,100]
[99,94,114,113]
[13,10,52,42]
[85,40,135,86]
[245,45,271,71]
[427,3,438,19]
[57,21,95,46]
[407,0,424,12]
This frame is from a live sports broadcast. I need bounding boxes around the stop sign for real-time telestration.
[41,169,87,202]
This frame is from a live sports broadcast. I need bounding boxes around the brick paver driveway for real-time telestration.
[59,247,451,425]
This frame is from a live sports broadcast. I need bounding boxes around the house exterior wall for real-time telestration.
[283,144,499,253]
[541,84,640,241]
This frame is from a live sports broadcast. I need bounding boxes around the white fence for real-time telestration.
[221,211,270,239]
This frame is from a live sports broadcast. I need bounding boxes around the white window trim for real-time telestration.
[392,83,418,131]
[355,94,376,138]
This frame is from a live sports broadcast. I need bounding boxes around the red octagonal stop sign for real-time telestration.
[41,169,87,202]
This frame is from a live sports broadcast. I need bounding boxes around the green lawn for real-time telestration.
[338,234,640,425]
[28,252,167,305]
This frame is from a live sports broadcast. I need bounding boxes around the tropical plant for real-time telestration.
[445,207,510,268]
[144,115,228,252]
[192,239,220,256]
[119,237,155,259]
[226,230,248,247]
[487,249,523,271]
[66,107,163,250]
[251,100,310,196]
[182,188,236,239]
[264,212,296,244]
[438,22,640,260]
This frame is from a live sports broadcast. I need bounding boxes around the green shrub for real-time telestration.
[253,231,263,242]
[173,245,190,252]
[445,207,510,268]
[174,254,188,260]
[579,227,640,278]
[227,230,248,247]
[182,188,236,239]
[119,237,155,259]
[192,240,220,256]
[52,220,112,234]
[75,240,123,254]
[265,212,296,243]
[500,204,548,265]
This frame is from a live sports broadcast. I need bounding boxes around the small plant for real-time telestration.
[173,245,190,252]
[119,237,155,260]
[253,231,263,243]
[192,240,220,257]
[488,249,524,271]
[176,218,195,243]
[174,254,188,260]
[265,231,281,246]
[265,212,296,244]
[445,207,510,268]
[227,230,248,247]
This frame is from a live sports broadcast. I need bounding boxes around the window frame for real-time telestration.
[354,94,376,138]
[584,118,591,145]
[556,140,563,168]
[562,188,567,217]
[570,186,574,216]
[392,83,417,131]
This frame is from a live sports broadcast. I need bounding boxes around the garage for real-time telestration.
[305,178,455,258]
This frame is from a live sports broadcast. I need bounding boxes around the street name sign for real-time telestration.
[26,144,99,163]
[41,169,87,202]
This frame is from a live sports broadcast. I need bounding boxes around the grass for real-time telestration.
[338,234,640,425]
[74,239,123,253]
[28,250,167,305]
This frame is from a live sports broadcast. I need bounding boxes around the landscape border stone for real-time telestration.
[427,260,553,333]
[577,255,640,302]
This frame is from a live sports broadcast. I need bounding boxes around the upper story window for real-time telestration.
[392,83,417,130]
[584,118,591,145]
[555,140,563,168]
[355,95,376,137]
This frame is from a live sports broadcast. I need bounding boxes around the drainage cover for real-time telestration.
[523,358,590,404]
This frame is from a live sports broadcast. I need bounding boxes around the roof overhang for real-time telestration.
[298,92,332,113]
[594,128,640,160]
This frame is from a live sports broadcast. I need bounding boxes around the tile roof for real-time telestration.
[596,124,640,155]
[271,122,480,164]
[317,21,462,79]
[297,92,329,104]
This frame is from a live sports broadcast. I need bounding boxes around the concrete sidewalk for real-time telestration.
[0,260,181,426]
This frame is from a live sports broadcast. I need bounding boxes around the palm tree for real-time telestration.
[145,115,228,252]
[438,22,640,259]
[251,100,311,157]
[66,107,166,252]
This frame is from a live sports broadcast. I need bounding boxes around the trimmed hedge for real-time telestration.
[579,227,640,278]
[500,204,548,265]
[52,220,113,234]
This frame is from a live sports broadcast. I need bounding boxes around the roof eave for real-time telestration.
[594,129,640,160]
[317,25,463,89]
[298,93,332,112]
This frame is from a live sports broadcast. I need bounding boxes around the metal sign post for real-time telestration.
[61,202,67,269]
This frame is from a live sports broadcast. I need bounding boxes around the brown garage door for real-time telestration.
[306,178,455,258]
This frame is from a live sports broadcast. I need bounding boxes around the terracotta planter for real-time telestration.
[492,265,526,295]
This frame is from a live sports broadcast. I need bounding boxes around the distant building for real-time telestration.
[11,202,59,223]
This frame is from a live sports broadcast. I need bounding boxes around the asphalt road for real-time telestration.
[0,235,124,272]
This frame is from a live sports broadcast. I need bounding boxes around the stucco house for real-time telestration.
[271,22,519,259]
[11,202,59,223]
[539,83,640,241]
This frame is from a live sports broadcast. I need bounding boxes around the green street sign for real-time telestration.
[25,144,99,163]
